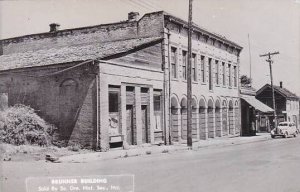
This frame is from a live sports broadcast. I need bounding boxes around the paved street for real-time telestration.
[2,136,300,192]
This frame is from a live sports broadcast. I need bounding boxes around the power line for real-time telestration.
[128,0,156,11]
[139,0,161,10]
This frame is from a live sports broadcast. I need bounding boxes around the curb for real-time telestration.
[58,135,271,163]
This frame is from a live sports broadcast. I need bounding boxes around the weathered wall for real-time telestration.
[138,12,164,38]
[1,12,165,56]
[1,22,138,55]
[0,63,97,148]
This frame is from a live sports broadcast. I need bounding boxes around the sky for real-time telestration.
[0,0,299,95]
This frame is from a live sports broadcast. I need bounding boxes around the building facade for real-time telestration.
[240,86,274,136]
[256,82,300,131]
[0,11,242,150]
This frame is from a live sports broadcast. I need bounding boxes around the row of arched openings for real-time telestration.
[171,96,239,142]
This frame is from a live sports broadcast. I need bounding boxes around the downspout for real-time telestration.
[237,52,242,136]
[96,60,100,150]
[167,29,172,145]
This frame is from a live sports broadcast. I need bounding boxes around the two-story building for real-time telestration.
[256,82,300,131]
[0,11,242,151]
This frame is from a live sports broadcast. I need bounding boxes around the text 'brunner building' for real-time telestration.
[0,11,242,151]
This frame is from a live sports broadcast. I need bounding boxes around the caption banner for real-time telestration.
[26,175,134,192]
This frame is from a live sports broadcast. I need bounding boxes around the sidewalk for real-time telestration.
[57,133,271,163]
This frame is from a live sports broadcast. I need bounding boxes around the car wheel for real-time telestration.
[271,135,275,139]
[284,132,288,138]
[294,133,297,137]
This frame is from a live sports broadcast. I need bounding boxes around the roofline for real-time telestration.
[163,13,243,50]
[1,10,242,51]
[256,84,299,99]
[0,37,163,73]
[0,20,136,43]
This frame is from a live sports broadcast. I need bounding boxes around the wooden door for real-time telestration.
[126,105,134,145]
[141,105,149,143]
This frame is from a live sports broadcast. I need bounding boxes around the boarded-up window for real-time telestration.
[59,79,78,139]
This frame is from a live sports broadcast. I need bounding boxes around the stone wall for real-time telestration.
[0,63,97,148]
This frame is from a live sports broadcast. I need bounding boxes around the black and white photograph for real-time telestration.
[0,0,299,191]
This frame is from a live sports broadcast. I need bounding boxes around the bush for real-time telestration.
[0,104,56,146]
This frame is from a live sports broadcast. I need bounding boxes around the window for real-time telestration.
[154,95,161,111]
[208,58,213,90]
[109,86,121,135]
[234,66,237,87]
[109,92,119,112]
[228,64,232,87]
[171,47,177,78]
[201,55,205,83]
[215,60,219,85]
[154,91,162,131]
[182,51,187,80]
[222,62,226,86]
[192,53,197,81]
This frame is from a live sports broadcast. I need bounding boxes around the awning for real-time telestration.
[241,95,274,113]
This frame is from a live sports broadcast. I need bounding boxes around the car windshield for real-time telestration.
[279,123,288,126]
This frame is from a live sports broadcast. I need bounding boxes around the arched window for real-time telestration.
[59,79,79,139]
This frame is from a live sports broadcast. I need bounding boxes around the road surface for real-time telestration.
[1,136,300,192]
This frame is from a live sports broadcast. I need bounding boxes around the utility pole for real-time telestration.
[247,34,252,86]
[259,51,279,133]
[187,0,193,147]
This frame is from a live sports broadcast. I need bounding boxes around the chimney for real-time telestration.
[280,81,283,88]
[49,23,60,32]
[128,12,140,21]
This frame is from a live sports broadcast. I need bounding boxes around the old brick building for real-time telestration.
[0,11,243,150]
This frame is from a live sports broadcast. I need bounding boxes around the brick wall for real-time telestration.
[2,22,138,55]
[0,63,97,148]
[1,12,165,55]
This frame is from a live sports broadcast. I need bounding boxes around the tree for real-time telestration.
[240,75,252,87]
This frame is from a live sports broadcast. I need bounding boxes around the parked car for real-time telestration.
[270,121,297,138]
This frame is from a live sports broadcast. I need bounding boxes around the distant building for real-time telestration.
[256,82,300,131]
[240,86,273,136]
[0,11,242,150]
